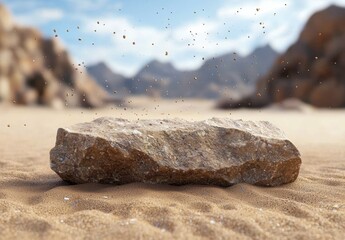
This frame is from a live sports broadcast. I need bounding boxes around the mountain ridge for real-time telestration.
[87,44,278,99]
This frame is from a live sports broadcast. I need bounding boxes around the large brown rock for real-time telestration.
[50,117,301,187]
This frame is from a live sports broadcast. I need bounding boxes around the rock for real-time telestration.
[268,98,314,112]
[0,5,13,32]
[16,88,38,105]
[50,117,301,187]
[309,79,345,107]
[0,76,10,101]
[49,98,64,110]
[0,49,13,74]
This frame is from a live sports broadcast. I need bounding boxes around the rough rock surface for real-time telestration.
[218,5,345,109]
[50,117,301,187]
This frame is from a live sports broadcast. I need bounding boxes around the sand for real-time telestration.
[0,98,345,239]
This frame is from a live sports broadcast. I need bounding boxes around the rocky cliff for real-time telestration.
[0,5,112,108]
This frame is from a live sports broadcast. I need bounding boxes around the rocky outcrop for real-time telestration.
[50,117,301,187]
[218,5,345,109]
[0,5,112,108]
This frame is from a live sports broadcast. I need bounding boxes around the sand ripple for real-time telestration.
[1,106,345,239]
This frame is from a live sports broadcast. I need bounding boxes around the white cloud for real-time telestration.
[217,0,286,19]
[38,8,64,21]
[16,8,64,26]
[66,0,122,11]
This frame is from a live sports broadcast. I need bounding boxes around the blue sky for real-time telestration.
[2,0,345,76]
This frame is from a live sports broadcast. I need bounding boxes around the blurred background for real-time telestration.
[0,0,345,110]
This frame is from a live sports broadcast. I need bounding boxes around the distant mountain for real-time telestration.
[197,44,278,86]
[87,62,128,98]
[182,44,278,99]
[128,60,181,97]
[87,45,278,99]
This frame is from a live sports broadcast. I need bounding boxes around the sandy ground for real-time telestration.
[0,97,345,239]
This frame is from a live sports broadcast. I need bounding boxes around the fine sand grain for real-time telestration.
[0,98,344,239]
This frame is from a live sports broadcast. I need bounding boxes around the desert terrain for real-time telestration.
[0,98,344,239]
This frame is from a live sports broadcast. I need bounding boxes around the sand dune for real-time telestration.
[0,99,345,239]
